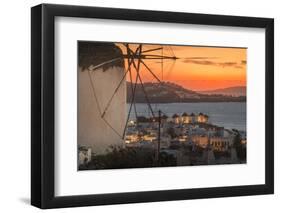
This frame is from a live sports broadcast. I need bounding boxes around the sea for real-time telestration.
[127,102,246,131]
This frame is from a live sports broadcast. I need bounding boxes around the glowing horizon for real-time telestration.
[116,43,246,91]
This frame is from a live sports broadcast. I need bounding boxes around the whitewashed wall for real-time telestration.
[78,66,126,154]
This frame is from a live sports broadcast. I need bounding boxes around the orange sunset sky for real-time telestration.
[116,43,247,91]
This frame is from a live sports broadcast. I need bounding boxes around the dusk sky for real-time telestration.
[117,43,247,91]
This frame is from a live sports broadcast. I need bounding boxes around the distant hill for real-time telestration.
[199,86,246,97]
[127,82,246,103]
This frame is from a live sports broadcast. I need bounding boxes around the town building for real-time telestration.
[190,113,196,123]
[172,113,180,124]
[209,137,233,151]
[181,112,192,124]
[78,146,92,166]
[122,111,243,165]
[197,112,209,123]
[143,134,157,142]
[125,134,139,144]
[191,135,209,148]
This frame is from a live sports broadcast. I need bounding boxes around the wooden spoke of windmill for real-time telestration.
[88,43,179,139]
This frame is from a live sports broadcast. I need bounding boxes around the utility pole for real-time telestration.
[156,110,161,166]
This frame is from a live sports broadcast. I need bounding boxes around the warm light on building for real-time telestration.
[125,134,139,143]
[210,137,232,151]
[143,134,157,142]
[197,113,209,123]
[172,114,180,124]
[191,135,209,148]
[181,112,192,124]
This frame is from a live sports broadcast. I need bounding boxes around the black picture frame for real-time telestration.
[31,3,274,209]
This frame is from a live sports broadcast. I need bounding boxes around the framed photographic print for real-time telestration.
[31,4,274,209]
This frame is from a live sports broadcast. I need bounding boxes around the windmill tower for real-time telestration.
[78,42,126,154]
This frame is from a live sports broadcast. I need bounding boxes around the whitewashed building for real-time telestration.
[78,146,92,166]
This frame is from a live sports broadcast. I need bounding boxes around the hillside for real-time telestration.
[199,86,246,97]
[127,82,246,103]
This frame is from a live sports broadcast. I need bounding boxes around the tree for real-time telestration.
[167,127,177,139]
[232,132,246,161]
[79,145,178,170]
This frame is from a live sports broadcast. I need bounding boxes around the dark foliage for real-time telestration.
[213,150,231,159]
[79,145,176,170]
[232,131,246,161]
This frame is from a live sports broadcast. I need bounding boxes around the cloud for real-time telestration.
[182,58,246,69]
[183,59,216,66]
[184,57,218,60]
